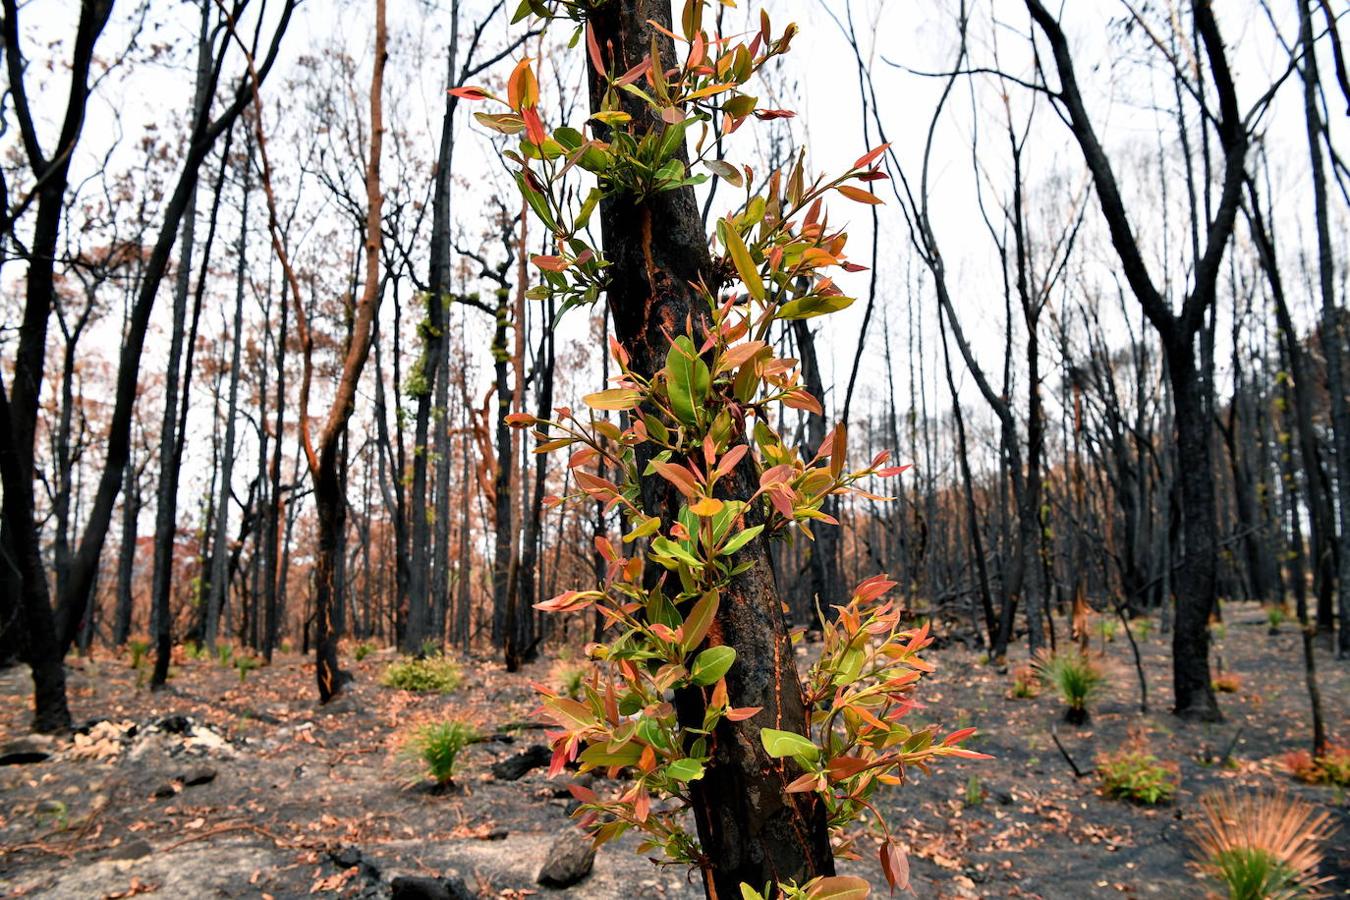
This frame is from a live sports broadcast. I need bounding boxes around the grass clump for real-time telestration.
[127,639,149,670]
[1283,745,1350,787]
[553,661,589,699]
[1032,649,1104,725]
[381,654,462,694]
[1094,617,1119,643]
[234,654,261,683]
[1188,789,1336,900]
[1097,742,1179,805]
[964,774,986,807]
[354,641,376,662]
[1265,606,1287,634]
[1130,617,1153,642]
[402,720,477,788]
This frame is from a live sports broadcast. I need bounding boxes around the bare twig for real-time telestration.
[1050,723,1089,778]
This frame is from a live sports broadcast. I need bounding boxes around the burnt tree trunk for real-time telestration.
[586,3,833,892]
[1299,0,1350,654]
[113,457,140,647]
[148,0,213,689]
[206,131,253,649]
[938,305,996,647]
[262,249,289,663]
[1026,0,1245,720]
[0,0,113,702]
[490,283,515,656]
[515,299,556,665]
[0,380,71,732]
[407,33,460,652]
[791,319,841,627]
[309,0,385,702]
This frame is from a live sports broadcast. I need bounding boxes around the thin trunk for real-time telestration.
[516,299,555,665]
[938,306,996,647]
[149,1,214,687]
[1277,347,1327,757]
[114,457,139,646]
[206,131,253,649]
[305,0,386,702]
[1300,0,1350,655]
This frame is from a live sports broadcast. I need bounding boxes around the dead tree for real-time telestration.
[1024,0,1249,720]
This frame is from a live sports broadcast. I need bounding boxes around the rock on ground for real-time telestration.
[536,826,596,888]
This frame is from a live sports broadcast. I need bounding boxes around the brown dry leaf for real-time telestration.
[103,877,159,899]
[309,867,356,893]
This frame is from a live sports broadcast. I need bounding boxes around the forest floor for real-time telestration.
[1,601,1346,900]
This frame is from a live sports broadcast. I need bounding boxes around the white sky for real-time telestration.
[3,0,1346,534]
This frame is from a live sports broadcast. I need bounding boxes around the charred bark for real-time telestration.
[586,3,834,892]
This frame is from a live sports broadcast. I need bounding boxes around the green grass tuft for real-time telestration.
[403,720,477,786]
[381,655,462,694]
[1032,650,1104,724]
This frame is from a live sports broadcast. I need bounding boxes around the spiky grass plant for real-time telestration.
[1031,649,1104,725]
[402,720,477,789]
[1188,789,1336,900]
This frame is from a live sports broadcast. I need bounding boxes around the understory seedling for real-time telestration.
[234,654,261,683]
[552,660,589,700]
[1212,672,1241,694]
[402,720,477,788]
[1266,606,1286,634]
[1130,617,1153,642]
[1283,745,1350,787]
[127,639,149,671]
[381,655,462,694]
[1187,789,1336,899]
[34,799,69,831]
[964,774,986,807]
[1097,733,1179,805]
[354,641,376,662]
[1008,665,1039,699]
[1032,649,1104,725]
[1094,617,1118,644]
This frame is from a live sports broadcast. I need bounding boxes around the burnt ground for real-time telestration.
[1,600,1346,899]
